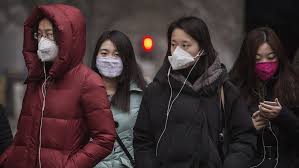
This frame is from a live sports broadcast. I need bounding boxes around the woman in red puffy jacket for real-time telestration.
[0,4,116,168]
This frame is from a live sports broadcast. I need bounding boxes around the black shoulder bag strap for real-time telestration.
[115,132,135,166]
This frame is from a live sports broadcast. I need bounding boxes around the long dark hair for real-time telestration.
[230,27,299,106]
[91,30,146,112]
[165,16,217,82]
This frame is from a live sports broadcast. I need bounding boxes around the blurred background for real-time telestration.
[0,0,298,134]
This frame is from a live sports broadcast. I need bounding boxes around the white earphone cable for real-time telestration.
[250,121,279,168]
[38,62,50,168]
[155,50,204,156]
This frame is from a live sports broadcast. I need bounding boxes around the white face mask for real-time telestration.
[168,46,204,70]
[37,37,59,62]
[96,56,123,78]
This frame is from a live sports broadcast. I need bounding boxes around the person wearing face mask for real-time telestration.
[91,30,146,168]
[133,16,256,168]
[0,4,116,168]
[230,27,299,168]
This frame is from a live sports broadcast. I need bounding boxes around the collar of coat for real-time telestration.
[170,56,225,92]
[153,56,227,95]
[129,81,143,92]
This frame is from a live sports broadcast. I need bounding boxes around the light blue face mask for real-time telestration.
[96,55,123,78]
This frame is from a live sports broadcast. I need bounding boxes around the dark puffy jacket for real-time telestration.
[240,76,299,168]
[134,58,256,168]
[0,4,116,168]
[0,105,12,155]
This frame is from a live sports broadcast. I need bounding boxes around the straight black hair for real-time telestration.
[91,30,146,112]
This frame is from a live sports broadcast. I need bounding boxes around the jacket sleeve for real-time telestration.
[133,88,159,168]
[66,72,116,168]
[223,84,257,168]
[273,106,299,141]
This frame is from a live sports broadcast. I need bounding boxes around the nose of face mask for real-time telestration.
[37,37,59,62]
[168,46,204,70]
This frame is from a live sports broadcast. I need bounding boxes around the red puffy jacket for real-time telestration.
[0,4,116,168]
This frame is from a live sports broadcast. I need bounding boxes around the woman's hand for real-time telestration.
[259,98,282,119]
[252,110,268,130]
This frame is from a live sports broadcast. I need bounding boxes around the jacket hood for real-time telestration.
[23,4,86,81]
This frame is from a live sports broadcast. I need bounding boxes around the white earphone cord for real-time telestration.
[38,62,50,168]
[250,121,279,168]
[155,50,203,156]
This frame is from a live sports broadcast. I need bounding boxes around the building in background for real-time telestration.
[245,0,299,62]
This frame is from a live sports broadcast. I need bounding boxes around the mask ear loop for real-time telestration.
[38,62,50,168]
[194,49,205,59]
[155,54,202,156]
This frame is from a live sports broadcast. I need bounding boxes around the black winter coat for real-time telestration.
[134,58,256,168]
[0,105,12,155]
[243,77,299,168]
